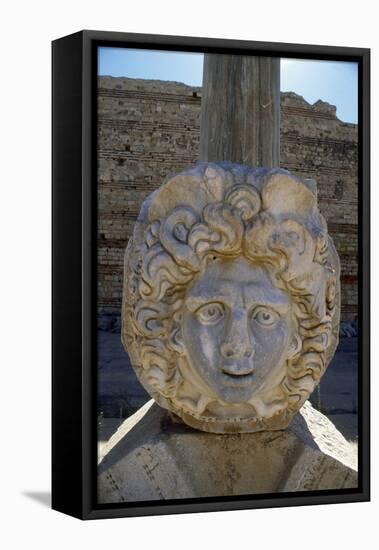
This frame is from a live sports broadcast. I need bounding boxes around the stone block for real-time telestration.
[98,400,357,503]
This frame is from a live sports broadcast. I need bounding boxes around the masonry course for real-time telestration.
[97,76,358,320]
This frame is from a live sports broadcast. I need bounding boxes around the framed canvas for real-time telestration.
[52,30,370,520]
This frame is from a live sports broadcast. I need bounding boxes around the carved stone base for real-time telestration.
[98,400,357,503]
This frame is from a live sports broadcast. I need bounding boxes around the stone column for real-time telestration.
[199,55,280,168]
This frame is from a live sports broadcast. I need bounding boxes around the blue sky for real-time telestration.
[98,47,357,124]
[281,58,357,124]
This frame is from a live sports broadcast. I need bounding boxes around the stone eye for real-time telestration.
[195,302,224,325]
[252,306,279,327]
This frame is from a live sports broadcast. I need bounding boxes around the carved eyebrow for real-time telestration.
[249,301,290,314]
[185,295,228,312]
[243,288,290,312]
[185,288,290,313]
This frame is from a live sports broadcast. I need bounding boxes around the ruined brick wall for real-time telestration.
[280,92,358,321]
[98,76,358,321]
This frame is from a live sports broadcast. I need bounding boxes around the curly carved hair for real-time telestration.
[122,163,340,432]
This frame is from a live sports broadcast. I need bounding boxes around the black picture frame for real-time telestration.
[52,29,370,520]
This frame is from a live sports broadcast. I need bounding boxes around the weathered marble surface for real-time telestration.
[200,56,280,167]
[98,400,357,503]
[121,162,340,433]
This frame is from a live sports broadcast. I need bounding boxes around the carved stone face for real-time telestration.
[182,257,292,403]
[122,162,340,433]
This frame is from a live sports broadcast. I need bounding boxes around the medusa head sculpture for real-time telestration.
[121,163,340,433]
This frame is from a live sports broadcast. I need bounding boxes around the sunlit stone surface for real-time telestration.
[97,163,358,503]
[98,399,357,502]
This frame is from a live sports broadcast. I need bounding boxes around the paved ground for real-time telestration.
[310,337,358,415]
[98,331,149,418]
[97,331,358,448]
[328,413,358,442]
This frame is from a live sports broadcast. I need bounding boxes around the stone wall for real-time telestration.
[97,76,358,321]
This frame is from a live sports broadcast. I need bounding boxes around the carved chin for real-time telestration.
[202,372,281,406]
[213,384,258,405]
[165,371,291,434]
[169,355,289,420]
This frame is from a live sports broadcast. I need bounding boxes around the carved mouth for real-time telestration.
[221,368,255,386]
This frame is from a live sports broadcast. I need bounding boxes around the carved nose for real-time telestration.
[220,309,254,360]
[220,342,254,359]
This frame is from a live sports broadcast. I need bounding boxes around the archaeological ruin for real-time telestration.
[97,76,358,323]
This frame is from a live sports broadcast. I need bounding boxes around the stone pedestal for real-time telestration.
[98,400,357,503]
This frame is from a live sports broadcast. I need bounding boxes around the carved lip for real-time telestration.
[221,367,255,386]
